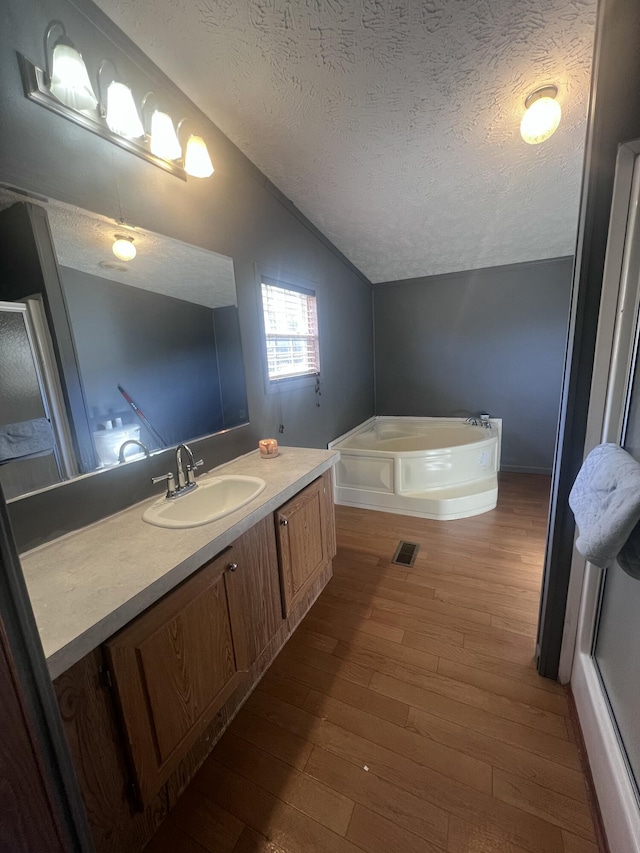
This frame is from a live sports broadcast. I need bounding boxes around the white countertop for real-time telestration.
[19,447,339,680]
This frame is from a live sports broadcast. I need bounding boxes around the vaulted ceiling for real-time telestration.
[93,0,597,283]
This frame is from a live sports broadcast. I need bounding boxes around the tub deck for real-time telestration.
[329,417,502,520]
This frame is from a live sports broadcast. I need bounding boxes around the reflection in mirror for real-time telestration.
[0,189,249,500]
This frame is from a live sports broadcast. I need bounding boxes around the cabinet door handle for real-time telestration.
[280,518,288,526]
[227,562,238,572]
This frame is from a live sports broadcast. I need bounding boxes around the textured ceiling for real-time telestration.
[0,188,237,309]
[93,0,597,283]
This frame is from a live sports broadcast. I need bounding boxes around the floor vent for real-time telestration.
[392,541,419,567]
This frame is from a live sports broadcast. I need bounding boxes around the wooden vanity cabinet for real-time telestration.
[276,470,336,615]
[54,470,336,852]
[104,515,282,805]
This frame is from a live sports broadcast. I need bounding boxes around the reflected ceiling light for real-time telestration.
[112,235,137,261]
[520,85,561,145]
[45,21,97,111]
[98,60,144,139]
[142,93,182,160]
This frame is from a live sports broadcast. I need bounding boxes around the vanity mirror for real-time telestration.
[0,188,249,501]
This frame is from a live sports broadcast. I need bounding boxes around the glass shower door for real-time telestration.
[592,337,640,799]
[590,150,640,802]
[0,300,76,499]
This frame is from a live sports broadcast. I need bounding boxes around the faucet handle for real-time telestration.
[186,459,204,487]
[151,472,176,498]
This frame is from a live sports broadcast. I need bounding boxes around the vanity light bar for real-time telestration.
[17,29,215,182]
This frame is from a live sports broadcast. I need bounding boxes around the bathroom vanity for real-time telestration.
[20,447,338,853]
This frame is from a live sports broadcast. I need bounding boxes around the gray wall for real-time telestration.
[61,266,226,454]
[374,257,573,473]
[1,0,374,549]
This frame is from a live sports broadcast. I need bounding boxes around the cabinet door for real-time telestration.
[104,551,246,804]
[224,515,283,671]
[276,472,335,615]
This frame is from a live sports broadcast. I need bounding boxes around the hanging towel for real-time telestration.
[568,443,640,569]
[0,418,55,463]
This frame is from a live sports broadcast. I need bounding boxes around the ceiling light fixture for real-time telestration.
[112,235,137,262]
[520,85,562,145]
[45,21,97,111]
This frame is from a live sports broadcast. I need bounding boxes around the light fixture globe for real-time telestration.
[150,110,182,160]
[520,85,561,145]
[105,81,144,139]
[112,235,136,262]
[49,39,97,111]
[184,135,214,178]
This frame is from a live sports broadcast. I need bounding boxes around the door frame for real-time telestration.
[567,139,640,852]
[537,0,640,680]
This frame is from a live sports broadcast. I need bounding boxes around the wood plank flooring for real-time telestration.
[146,473,601,853]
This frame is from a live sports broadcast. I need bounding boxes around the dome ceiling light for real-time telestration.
[520,85,562,145]
[112,235,137,262]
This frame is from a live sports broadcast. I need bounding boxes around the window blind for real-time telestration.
[261,282,320,380]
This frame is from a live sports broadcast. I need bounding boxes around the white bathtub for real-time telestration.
[328,416,502,520]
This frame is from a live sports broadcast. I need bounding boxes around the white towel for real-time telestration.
[569,443,640,569]
[0,418,55,463]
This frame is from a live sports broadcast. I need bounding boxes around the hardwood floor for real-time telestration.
[146,473,601,853]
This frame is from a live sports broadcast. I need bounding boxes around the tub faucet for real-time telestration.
[118,439,150,463]
[466,413,492,429]
[175,443,204,492]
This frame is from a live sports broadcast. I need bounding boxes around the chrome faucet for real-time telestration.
[118,439,150,463]
[466,413,492,429]
[175,443,204,492]
[150,443,204,499]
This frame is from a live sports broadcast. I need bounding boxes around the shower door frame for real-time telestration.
[0,299,78,487]
[569,138,640,853]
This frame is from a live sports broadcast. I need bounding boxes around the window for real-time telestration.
[260,278,320,383]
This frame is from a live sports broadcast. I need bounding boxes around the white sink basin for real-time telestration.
[143,475,266,529]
